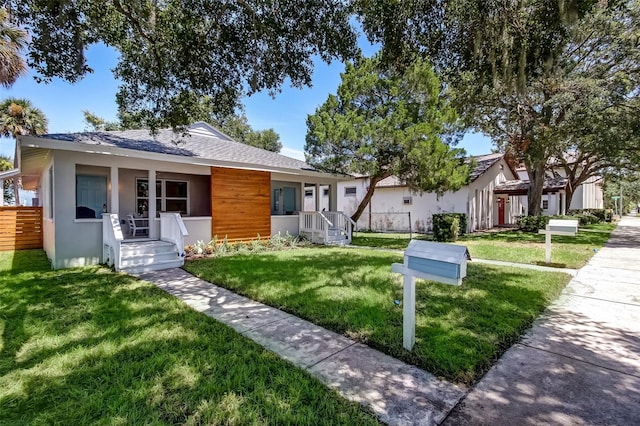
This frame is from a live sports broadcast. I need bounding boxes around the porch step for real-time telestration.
[119,240,184,273]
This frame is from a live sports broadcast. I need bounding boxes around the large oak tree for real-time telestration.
[9,0,358,129]
[305,55,469,222]
[356,0,639,215]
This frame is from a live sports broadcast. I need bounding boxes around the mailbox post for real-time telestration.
[391,241,470,351]
[538,219,579,264]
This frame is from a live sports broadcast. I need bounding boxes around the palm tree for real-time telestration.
[0,98,47,205]
[0,98,48,137]
[0,8,28,88]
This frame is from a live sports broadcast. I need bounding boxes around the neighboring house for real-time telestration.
[503,161,604,215]
[10,122,350,271]
[337,153,522,233]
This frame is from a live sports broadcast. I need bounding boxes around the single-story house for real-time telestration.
[337,153,523,233]
[9,122,352,272]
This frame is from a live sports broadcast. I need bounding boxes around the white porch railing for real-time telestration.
[102,213,124,270]
[160,212,188,256]
[299,211,355,245]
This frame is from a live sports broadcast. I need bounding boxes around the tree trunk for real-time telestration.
[526,161,546,216]
[350,173,389,223]
[565,185,575,213]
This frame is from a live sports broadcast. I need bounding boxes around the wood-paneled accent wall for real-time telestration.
[211,167,271,241]
[0,207,43,251]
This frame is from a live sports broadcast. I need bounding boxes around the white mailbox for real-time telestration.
[538,219,579,264]
[392,240,471,350]
[547,219,579,235]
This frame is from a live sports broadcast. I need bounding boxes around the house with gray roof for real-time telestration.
[335,153,523,233]
[11,122,352,271]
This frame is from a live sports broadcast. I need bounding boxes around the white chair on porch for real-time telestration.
[126,214,149,237]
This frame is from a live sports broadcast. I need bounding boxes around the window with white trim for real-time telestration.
[305,189,313,197]
[542,199,549,210]
[137,178,189,216]
[403,196,412,205]
[344,186,357,197]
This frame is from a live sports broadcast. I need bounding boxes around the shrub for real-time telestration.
[432,214,461,242]
[517,215,550,232]
[568,209,606,223]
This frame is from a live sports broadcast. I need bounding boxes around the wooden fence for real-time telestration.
[0,207,43,251]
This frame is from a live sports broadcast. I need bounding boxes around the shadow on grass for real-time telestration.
[185,248,570,384]
[0,250,377,425]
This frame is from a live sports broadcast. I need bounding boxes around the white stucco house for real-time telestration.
[336,153,523,233]
[7,122,353,272]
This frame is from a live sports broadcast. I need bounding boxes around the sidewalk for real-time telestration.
[445,216,640,425]
[138,268,466,426]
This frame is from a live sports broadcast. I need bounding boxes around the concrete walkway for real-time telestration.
[138,268,466,426]
[445,216,640,425]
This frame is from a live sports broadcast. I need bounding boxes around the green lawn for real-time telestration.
[184,247,571,385]
[0,250,378,425]
[352,223,615,268]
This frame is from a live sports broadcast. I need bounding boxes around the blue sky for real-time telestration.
[1,42,494,160]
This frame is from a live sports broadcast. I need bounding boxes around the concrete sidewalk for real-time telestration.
[445,216,640,425]
[138,268,466,426]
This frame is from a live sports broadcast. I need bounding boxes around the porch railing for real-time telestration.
[160,212,188,256]
[102,213,124,270]
[299,211,354,245]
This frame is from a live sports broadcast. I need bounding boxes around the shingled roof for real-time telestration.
[494,177,569,195]
[32,122,316,173]
[374,153,505,188]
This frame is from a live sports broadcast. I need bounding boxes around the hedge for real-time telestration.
[432,213,467,242]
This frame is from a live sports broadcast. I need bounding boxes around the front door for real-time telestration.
[498,198,505,225]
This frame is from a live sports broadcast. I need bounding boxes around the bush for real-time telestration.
[432,213,462,242]
[517,215,550,232]
[568,209,606,223]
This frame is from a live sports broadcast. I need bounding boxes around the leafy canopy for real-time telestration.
[356,0,639,216]
[9,0,358,129]
[305,55,469,221]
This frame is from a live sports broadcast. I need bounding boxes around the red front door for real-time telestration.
[498,198,505,225]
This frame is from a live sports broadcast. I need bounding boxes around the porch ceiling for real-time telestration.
[18,146,50,190]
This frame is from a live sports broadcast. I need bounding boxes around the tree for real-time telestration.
[305,55,469,222]
[0,98,48,137]
[9,1,358,129]
[82,110,122,132]
[356,1,640,216]
[0,154,14,204]
[212,114,282,152]
[0,7,27,88]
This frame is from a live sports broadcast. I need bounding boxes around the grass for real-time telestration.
[352,222,616,268]
[0,250,378,425]
[184,247,571,385]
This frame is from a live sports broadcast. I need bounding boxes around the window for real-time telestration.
[344,186,357,197]
[542,199,549,210]
[137,178,189,216]
[305,189,313,197]
[76,174,107,219]
[323,188,329,196]
[403,196,412,205]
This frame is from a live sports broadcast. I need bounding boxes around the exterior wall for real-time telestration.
[211,167,271,241]
[336,158,518,233]
[149,217,212,246]
[49,150,211,268]
[271,215,300,236]
[569,176,603,209]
